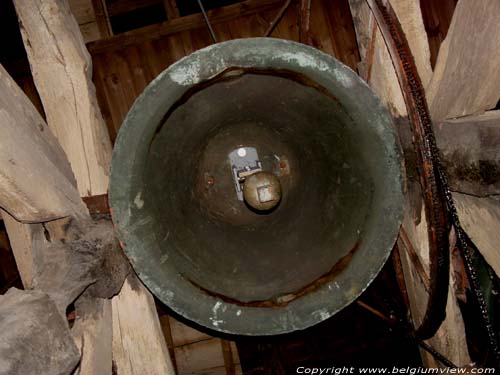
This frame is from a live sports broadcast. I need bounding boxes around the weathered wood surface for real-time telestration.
[424,0,500,281]
[0,212,44,289]
[33,219,118,316]
[453,193,500,278]
[349,0,471,366]
[160,315,242,375]
[167,316,211,347]
[106,0,160,16]
[68,0,102,42]
[299,0,312,44]
[397,111,500,197]
[14,0,112,197]
[435,111,500,197]
[426,0,500,121]
[87,0,283,54]
[2,216,128,375]
[174,338,242,375]
[112,275,175,375]
[43,218,128,375]
[0,289,80,375]
[91,0,360,141]
[163,0,180,19]
[72,296,113,375]
[349,0,431,117]
[0,65,87,222]
[90,0,112,39]
[12,1,174,374]
[398,210,471,367]
[419,0,456,68]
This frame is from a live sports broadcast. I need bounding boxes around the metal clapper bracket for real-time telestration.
[228,147,262,201]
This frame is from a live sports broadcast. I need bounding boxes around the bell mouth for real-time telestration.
[109,38,405,335]
[145,69,373,304]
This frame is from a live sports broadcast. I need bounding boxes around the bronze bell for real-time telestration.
[109,38,405,335]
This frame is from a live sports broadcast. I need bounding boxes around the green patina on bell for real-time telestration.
[109,38,405,335]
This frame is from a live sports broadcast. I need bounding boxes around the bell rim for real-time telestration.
[109,37,405,336]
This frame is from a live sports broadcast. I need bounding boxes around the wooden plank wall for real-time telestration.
[90,0,361,142]
[69,0,106,42]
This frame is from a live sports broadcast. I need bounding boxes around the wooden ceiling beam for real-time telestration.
[106,0,163,17]
[163,0,180,19]
[92,0,112,37]
[87,0,283,54]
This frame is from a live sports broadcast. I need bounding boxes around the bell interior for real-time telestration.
[144,70,374,304]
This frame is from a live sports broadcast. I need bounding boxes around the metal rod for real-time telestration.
[417,340,458,368]
[356,300,393,323]
[197,0,217,43]
[264,0,293,37]
[356,299,458,368]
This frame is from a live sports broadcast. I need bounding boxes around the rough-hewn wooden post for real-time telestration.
[0,65,86,223]
[0,63,87,289]
[13,0,111,197]
[0,64,86,375]
[11,0,175,374]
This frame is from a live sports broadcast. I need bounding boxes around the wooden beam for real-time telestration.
[299,0,312,44]
[426,0,500,122]
[87,0,283,54]
[13,1,174,374]
[111,275,175,375]
[221,340,236,375]
[348,0,470,366]
[159,315,178,373]
[174,338,229,375]
[453,193,500,278]
[107,0,162,17]
[399,203,471,367]
[397,111,500,197]
[349,0,406,116]
[0,212,44,289]
[264,0,292,37]
[159,314,243,374]
[163,0,180,19]
[0,65,87,223]
[91,0,112,37]
[72,295,113,375]
[389,0,432,88]
[419,0,456,69]
[68,0,109,42]
[14,0,112,198]
[349,0,431,117]
[435,111,500,197]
